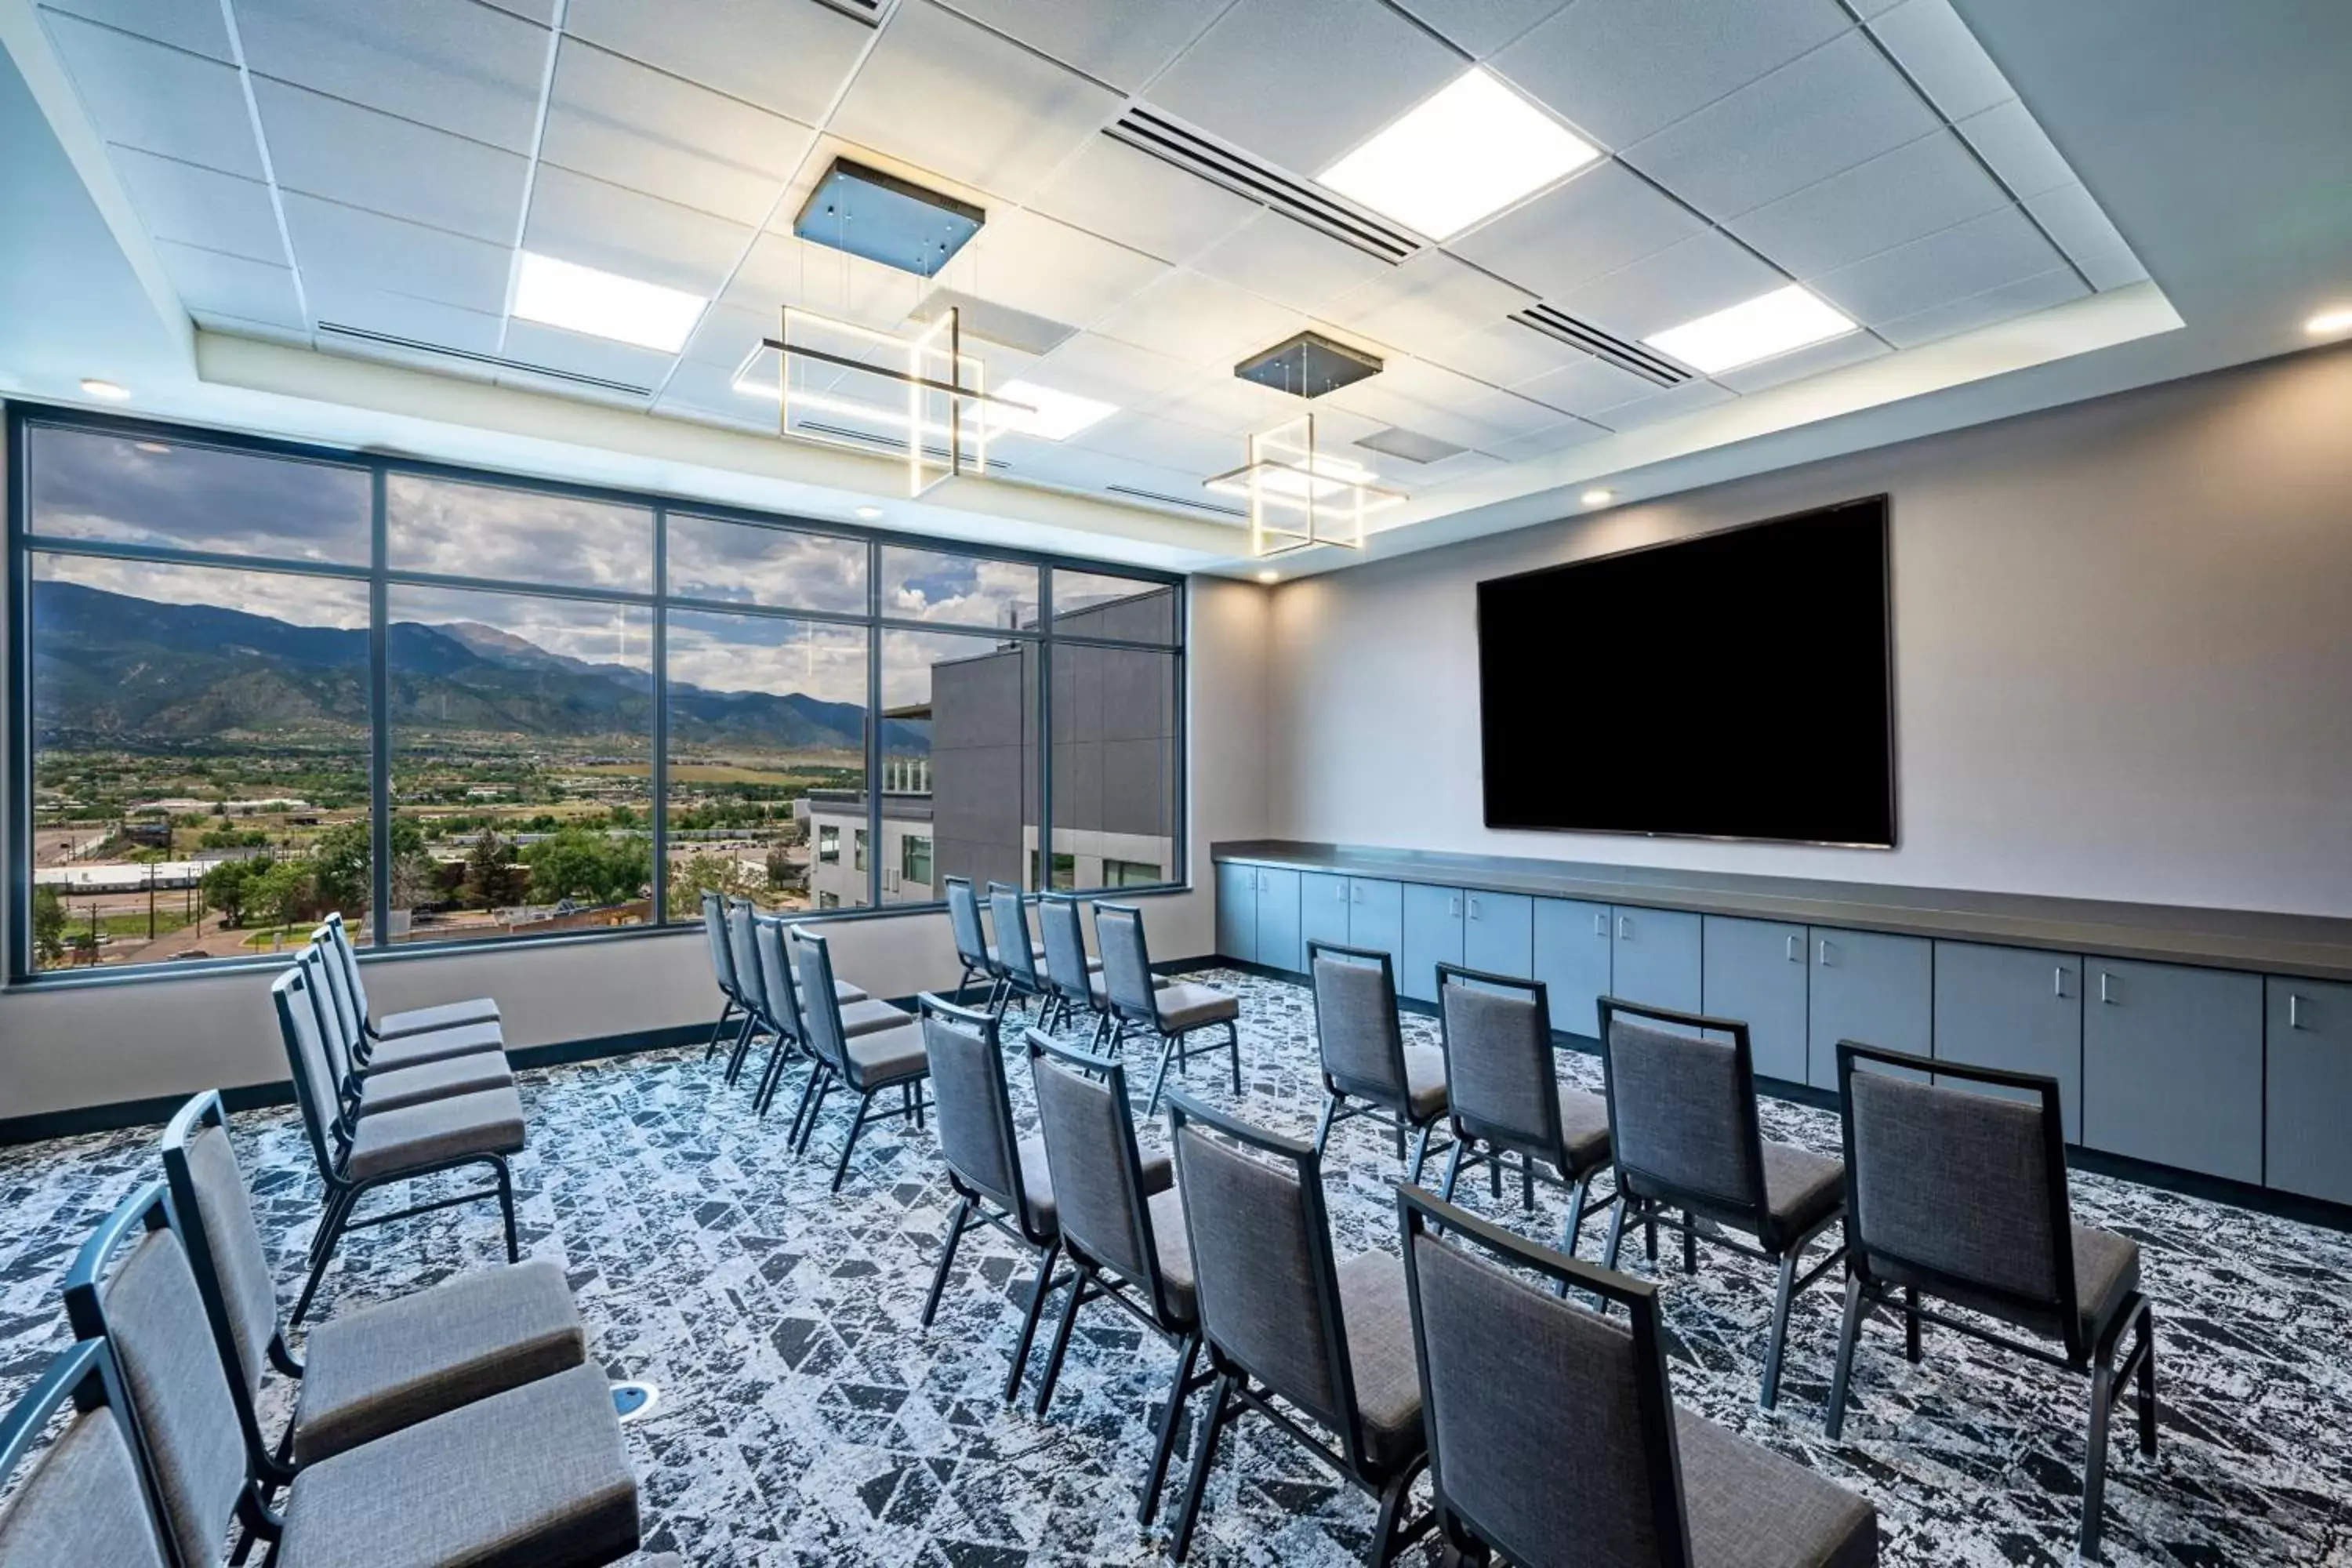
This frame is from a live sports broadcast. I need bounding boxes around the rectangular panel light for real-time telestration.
[1643,285,1858,376]
[1318,68,1600,241]
[989,380,1117,441]
[511,251,705,354]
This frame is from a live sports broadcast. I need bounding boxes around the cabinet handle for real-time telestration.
[2290,993,2304,1029]
[1617,915,1631,940]
[2099,971,2114,1004]
[1817,939,1831,967]
[1593,912,1606,938]
[1464,895,1476,920]
[1785,935,1800,963]
[2053,966,2066,998]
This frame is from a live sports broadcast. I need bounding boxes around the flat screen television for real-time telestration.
[1477,496,1896,847]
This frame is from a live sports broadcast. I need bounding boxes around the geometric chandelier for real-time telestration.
[1204,412,1406,558]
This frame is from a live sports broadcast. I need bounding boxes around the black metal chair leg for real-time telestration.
[703,998,737,1060]
[1645,1212,1658,1263]
[1759,1246,1802,1411]
[1033,1269,1091,1417]
[1369,1457,1424,1566]
[1824,1273,1867,1439]
[1438,1137,1466,1203]
[304,1182,353,1267]
[787,1064,828,1152]
[1488,1149,1503,1201]
[922,1196,971,1329]
[1139,1332,1202,1524]
[1683,1210,1697,1272]
[1145,1035,1178,1113]
[1003,1242,1061,1404]
[1171,1372,1236,1560]
[1554,1176,1592,1294]
[829,1089,876,1192]
[722,1011,759,1084]
[289,1186,356,1327]
[2082,1352,2118,1562]
[753,1034,792,1116]
[1312,1091,1338,1157]
[1226,1021,1240,1094]
[493,1156,518,1262]
[1406,1121,1433,1186]
[2135,1308,2158,1456]
[1597,1196,1632,1315]
[1904,1284,1922,1362]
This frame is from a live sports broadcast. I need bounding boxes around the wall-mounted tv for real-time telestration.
[1477,497,1896,847]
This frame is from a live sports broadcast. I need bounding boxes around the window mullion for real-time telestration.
[368,466,391,948]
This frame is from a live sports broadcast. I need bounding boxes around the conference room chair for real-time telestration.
[1307,942,1448,1182]
[1163,1091,1429,1564]
[272,964,523,1324]
[1036,892,1109,1036]
[1396,1185,1880,1568]
[699,889,747,1062]
[321,909,502,1044]
[1023,1030,1207,1524]
[1598,999,1848,1410]
[1094,901,1241,1112]
[1435,965,1613,1264]
[943,874,999,1008]
[302,943,514,1116]
[0,1338,173,1567]
[788,927,931,1192]
[64,1184,640,1567]
[162,1090,584,1474]
[748,913,906,1117]
[1828,1043,2156,1561]
[308,929,508,1079]
[719,895,771,1084]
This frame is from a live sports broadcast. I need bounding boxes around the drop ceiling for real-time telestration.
[2,0,2346,577]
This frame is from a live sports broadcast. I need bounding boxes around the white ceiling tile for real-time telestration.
[563,0,870,124]
[305,278,504,354]
[1322,249,1534,361]
[1842,0,1904,17]
[724,230,929,330]
[153,240,306,328]
[1725,130,2007,278]
[1091,269,1300,366]
[39,0,233,60]
[1393,448,1504,489]
[932,0,1226,92]
[1877,266,2087,348]
[524,165,757,296]
[254,78,529,243]
[498,319,675,391]
[1627,31,1940,219]
[1813,204,2063,323]
[1491,0,1852,151]
[1392,0,1569,60]
[655,357,782,431]
[1069,410,1236,476]
[1025,331,1198,406]
[1551,230,1784,343]
[1446,162,1706,301]
[938,207,1167,330]
[680,300,778,371]
[1711,328,1888,393]
[540,39,811,228]
[1867,0,2012,121]
[281,191,514,314]
[1007,445,1232,514]
[1955,99,2074,199]
[107,148,285,265]
[1142,372,1300,437]
[1027,135,1262,265]
[235,0,549,152]
[1512,354,1674,417]
[2024,183,2136,280]
[1480,417,1607,463]
[317,329,499,379]
[190,310,310,347]
[2073,245,2148,292]
[1590,376,1737,430]
[1188,212,1393,314]
[1148,0,1464,177]
[1433,319,1593,389]
[42,11,263,177]
[827,0,1122,202]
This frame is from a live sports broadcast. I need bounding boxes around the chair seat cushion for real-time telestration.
[278,1363,638,1568]
[1335,1250,1425,1473]
[1401,1044,1450,1120]
[347,1086,525,1181]
[1875,1223,2141,1347]
[1678,1406,1878,1567]
[376,996,500,1040]
[1148,1186,1196,1324]
[1017,1136,1173,1234]
[844,1022,930,1088]
[1154,982,1239,1033]
[365,1021,507,1073]
[358,1053,514,1116]
[1762,1141,1846,1238]
[293,1258,585,1465]
[837,997,909,1038]
[803,978,869,1006]
[1557,1086,1614,1176]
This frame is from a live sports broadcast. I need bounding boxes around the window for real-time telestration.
[9,410,1185,978]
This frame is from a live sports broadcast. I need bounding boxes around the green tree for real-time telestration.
[673,850,758,907]
[251,859,317,931]
[31,885,67,964]
[202,858,259,927]
[311,821,372,916]
[462,827,527,908]
[523,828,650,907]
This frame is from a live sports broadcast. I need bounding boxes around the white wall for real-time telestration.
[1268,343,2352,920]
[0,575,1271,1122]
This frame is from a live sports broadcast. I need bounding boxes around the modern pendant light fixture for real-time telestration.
[1206,413,1404,557]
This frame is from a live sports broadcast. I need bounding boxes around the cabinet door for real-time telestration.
[1346,878,1404,966]
[1534,898,1614,1040]
[1399,885,1465,1003]
[2268,977,2352,1204]
[1463,891,1534,981]
[1214,863,1256,964]
[1301,872,1352,955]
[1808,928,1933,1088]
[1933,942,2084,1142]
[1255,869,1303,975]
[2082,960,2263,1183]
[1610,907,1702,1018]
[1702,916,1809,1083]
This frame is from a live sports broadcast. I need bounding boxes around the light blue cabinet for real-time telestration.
[1399,885,1465,1002]
[1533,897,1613,1039]
[1301,872,1352,955]
[1808,927,1933,1088]
[1610,906,1703,1018]
[2082,960,2262,1183]
[1255,868,1302,975]
[1214,862,1257,963]
[1462,891,1534,980]
[1933,941,2083,1141]
[2267,976,2352,1204]
[1701,916,1809,1083]
[1347,877,1404,966]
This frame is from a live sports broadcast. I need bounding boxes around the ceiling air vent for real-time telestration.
[1510,305,1689,388]
[1106,484,1246,520]
[317,323,656,397]
[808,0,889,24]
[1105,107,1420,267]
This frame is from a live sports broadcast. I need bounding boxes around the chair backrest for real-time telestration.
[1600,999,1767,1220]
[943,877,991,975]
[725,898,766,1018]
[270,967,345,1178]
[0,1339,173,1568]
[1838,1041,2080,1350]
[1036,895,1097,1010]
[63,1184,253,1568]
[788,928,850,1075]
[751,915,808,1044]
[1396,1186,1692,1568]
[299,943,360,1098]
[320,910,372,1029]
[1027,1033,1178,1320]
[920,997,1036,1236]
[1310,942,1409,1104]
[1438,967,1563,1156]
[1167,1090,1363,1460]
[1091,901,1159,1023]
[158,1094,282,1475]
[989,884,1043,993]
[699,890,738,997]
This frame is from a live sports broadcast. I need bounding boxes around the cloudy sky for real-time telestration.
[31,426,369,564]
[34,550,370,629]
[668,608,867,705]
[666,514,866,615]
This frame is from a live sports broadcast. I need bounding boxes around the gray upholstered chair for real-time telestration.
[306,935,507,1091]
[321,909,501,1046]
[788,927,928,1191]
[1036,892,1109,1036]
[699,889,745,1061]
[1829,1042,2156,1561]
[1436,965,1613,1264]
[1599,997,1847,1410]
[1022,1031,1203,1523]
[989,883,1053,1025]
[63,1184,640,1567]
[944,875,998,1007]
[271,964,523,1325]
[0,1338,175,1567]
[1094,901,1241,1112]
[162,1091,585,1474]
[1308,941,1448,1181]
[303,944,514,1118]
[1396,1185,1880,1568]
[720,897,772,1085]
[1163,1091,1430,1563]
[749,913,905,1118]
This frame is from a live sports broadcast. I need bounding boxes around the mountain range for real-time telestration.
[31,579,925,754]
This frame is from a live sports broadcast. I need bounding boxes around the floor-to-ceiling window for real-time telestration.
[9,406,1186,978]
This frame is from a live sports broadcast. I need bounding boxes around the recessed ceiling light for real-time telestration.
[511,251,704,354]
[1644,285,1857,376]
[1581,488,1614,506]
[1318,68,1601,241]
[990,380,1118,442]
[855,505,884,521]
[1256,569,1280,584]
[2307,306,2352,336]
[80,378,129,401]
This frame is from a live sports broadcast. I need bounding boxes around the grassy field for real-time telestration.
[577,761,821,786]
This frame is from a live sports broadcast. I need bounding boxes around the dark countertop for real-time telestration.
[1210,840,2352,982]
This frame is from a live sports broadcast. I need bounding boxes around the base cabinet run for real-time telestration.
[1933,941,2084,1142]
[2082,960,2263,1185]
[1702,916,1809,1083]
[2267,978,2352,1204]
[1533,898,1613,1040]
[1806,928,1933,1089]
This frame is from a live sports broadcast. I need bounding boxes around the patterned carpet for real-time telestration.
[3,966,2349,1566]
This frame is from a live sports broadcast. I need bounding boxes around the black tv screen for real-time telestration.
[1477,497,1896,847]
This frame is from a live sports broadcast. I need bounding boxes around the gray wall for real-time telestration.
[1268,343,2352,919]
